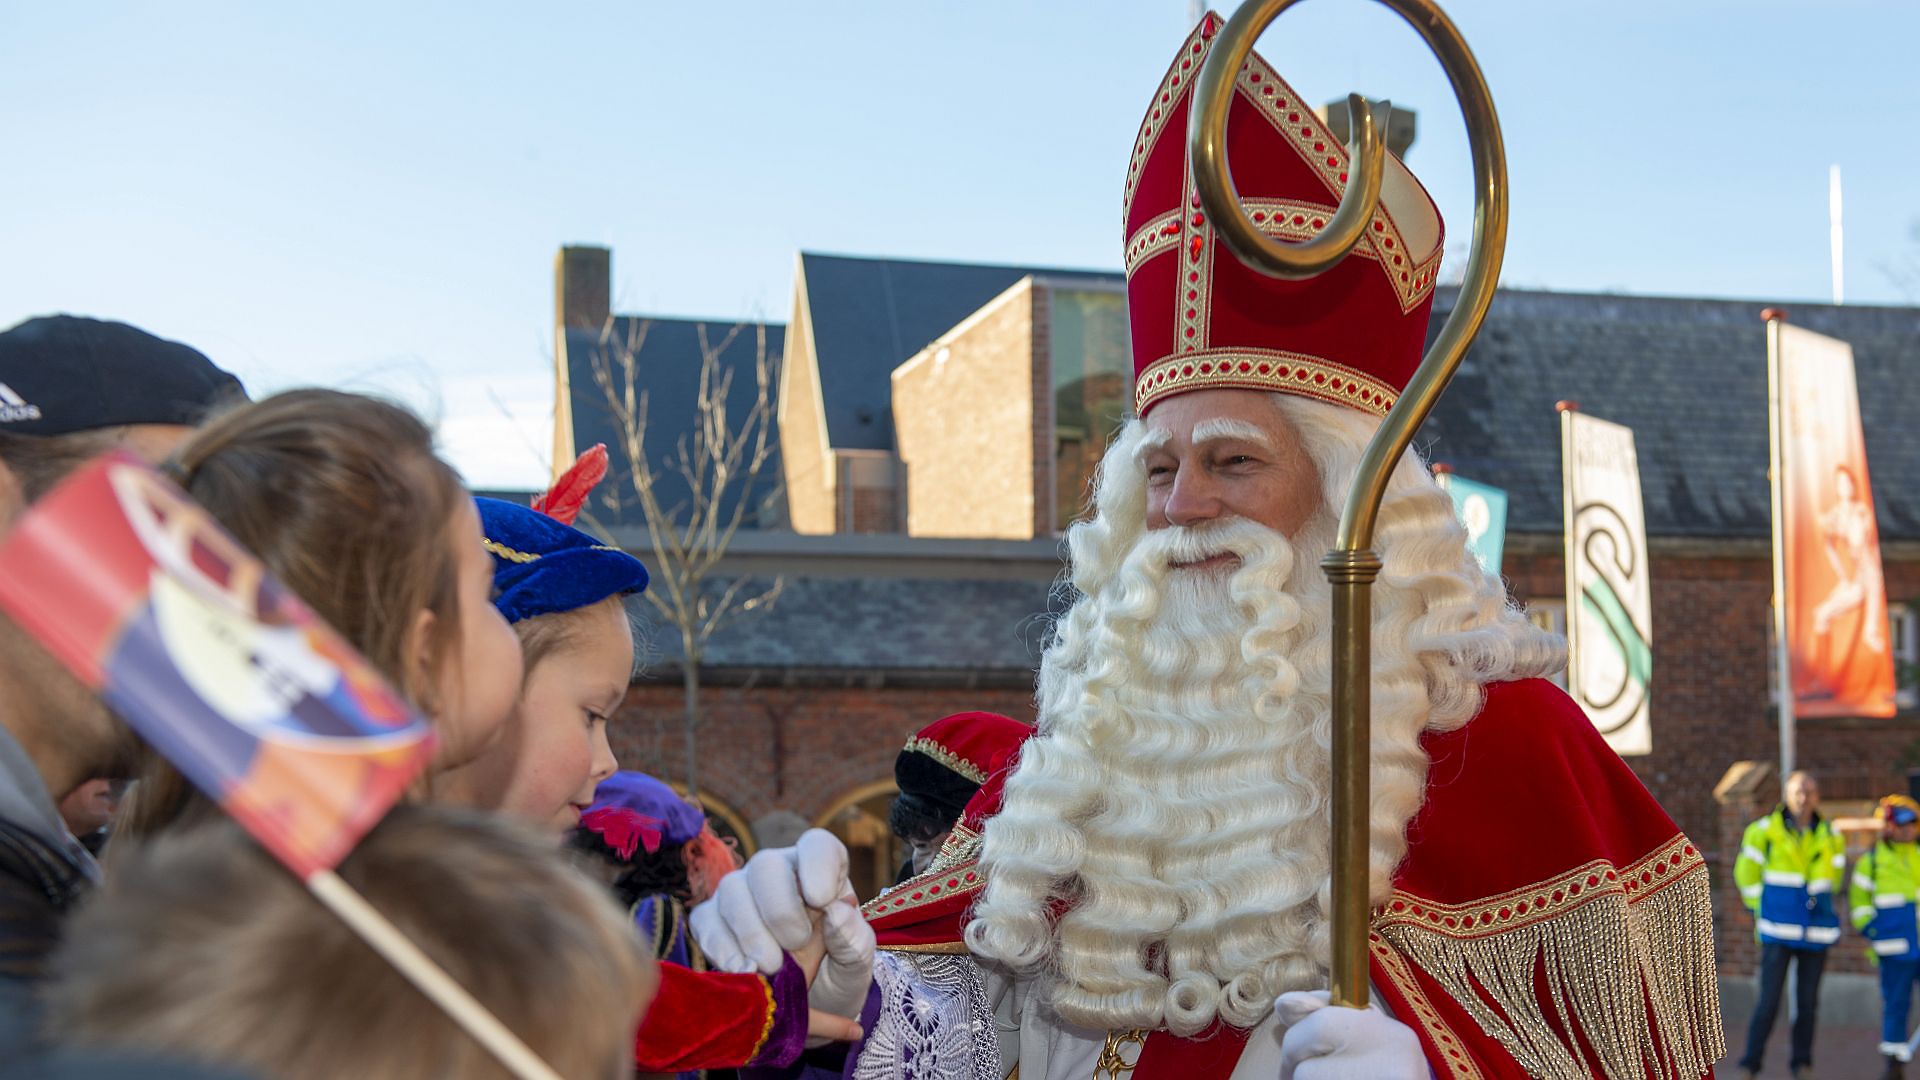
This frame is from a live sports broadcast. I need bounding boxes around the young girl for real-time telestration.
[115,389,524,840]
[453,454,863,1073]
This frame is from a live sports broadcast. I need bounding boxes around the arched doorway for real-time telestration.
[666,783,758,858]
[813,779,908,903]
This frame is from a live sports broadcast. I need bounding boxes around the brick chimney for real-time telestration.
[551,246,612,482]
[555,245,611,332]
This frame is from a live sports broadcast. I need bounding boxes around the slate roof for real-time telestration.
[631,575,1066,675]
[564,316,786,529]
[797,252,1119,450]
[1419,289,1920,540]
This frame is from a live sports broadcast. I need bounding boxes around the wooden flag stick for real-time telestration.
[306,869,563,1080]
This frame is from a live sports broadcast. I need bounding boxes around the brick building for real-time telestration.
[548,246,1920,935]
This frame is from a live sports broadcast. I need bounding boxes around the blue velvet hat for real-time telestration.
[477,446,649,624]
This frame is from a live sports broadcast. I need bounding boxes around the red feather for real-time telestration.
[534,444,609,526]
[580,806,664,860]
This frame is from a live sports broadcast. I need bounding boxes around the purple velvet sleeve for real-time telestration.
[742,980,882,1080]
[745,954,812,1068]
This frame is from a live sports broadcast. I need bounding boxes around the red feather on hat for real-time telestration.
[533,444,609,526]
[580,806,665,860]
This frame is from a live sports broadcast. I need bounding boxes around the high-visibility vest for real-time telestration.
[1851,839,1920,960]
[1734,808,1845,949]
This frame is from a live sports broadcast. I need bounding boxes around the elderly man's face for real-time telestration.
[1143,389,1321,542]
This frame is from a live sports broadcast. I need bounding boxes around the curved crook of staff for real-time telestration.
[1188,0,1508,1010]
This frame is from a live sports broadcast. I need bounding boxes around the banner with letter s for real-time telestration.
[1561,409,1654,756]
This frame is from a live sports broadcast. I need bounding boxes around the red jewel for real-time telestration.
[1188,236,1205,260]
[1257,363,1270,374]
[1291,214,1305,225]
[1237,361,1251,373]
[1401,273,1409,282]
[1277,365,1290,377]
[1314,373,1327,385]
[930,885,942,894]
[1498,907,1511,919]
[1153,109,1161,120]
[1338,172,1348,183]
[1183,329,1195,340]
[912,891,924,900]
[1186,289,1197,300]
[1192,41,1202,52]
[1182,364,1195,375]
[1443,917,1457,928]
[1300,126,1313,136]
[1326,156,1338,166]
[1393,255,1404,265]
[1185,308,1197,319]
[1605,870,1617,880]
[1262,86,1274,96]
[1479,913,1492,924]
[1383,237,1395,249]
[1330,377,1343,389]
[1252,211,1266,222]
[948,879,960,887]
[1373,221,1385,232]
[965,872,976,882]
[1312,218,1324,228]
[1588,874,1601,886]
[1199,362,1212,374]
[1314,142,1325,152]
[1162,92,1170,103]
[1171,74,1179,85]
[1347,384,1358,395]
[1276,98,1287,108]
[1190,211,1205,227]
[1250,72,1260,82]
[1288,112,1300,122]
[1182,59,1191,70]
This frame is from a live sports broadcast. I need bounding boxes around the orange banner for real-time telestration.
[1779,324,1896,718]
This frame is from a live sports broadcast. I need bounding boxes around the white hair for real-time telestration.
[965,393,1564,1036]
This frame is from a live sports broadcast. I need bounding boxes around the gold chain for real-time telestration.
[1093,1029,1149,1079]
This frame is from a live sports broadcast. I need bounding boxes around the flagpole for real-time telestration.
[1763,307,1795,781]
[1557,401,1579,692]
[307,870,564,1080]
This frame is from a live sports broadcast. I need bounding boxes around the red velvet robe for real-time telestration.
[866,678,1722,1079]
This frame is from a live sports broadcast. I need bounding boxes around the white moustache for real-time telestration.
[1128,518,1288,572]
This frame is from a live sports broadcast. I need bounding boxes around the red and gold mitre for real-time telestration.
[1125,12,1445,419]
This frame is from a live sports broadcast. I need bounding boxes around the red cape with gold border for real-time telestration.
[865,679,1722,1079]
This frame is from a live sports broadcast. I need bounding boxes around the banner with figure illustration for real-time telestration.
[1561,409,1654,755]
[1778,324,1896,718]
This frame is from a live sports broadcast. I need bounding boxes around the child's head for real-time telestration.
[437,494,648,831]
[46,805,655,1080]
[165,389,521,764]
[114,390,524,846]
[569,771,742,908]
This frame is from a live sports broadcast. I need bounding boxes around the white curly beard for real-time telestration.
[965,395,1565,1038]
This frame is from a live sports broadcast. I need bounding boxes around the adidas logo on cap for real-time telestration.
[0,383,43,424]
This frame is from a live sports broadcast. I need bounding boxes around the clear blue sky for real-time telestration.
[4,1,1915,487]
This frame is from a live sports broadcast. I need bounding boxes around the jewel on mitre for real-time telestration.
[581,805,666,859]
[532,443,609,526]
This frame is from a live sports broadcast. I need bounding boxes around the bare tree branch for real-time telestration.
[582,315,784,797]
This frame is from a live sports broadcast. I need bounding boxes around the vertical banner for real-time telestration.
[1562,409,1654,755]
[1778,324,1896,718]
[1435,472,1509,573]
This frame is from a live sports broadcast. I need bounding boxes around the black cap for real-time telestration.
[0,315,245,436]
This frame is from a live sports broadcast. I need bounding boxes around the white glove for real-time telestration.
[804,897,876,1038]
[690,829,870,984]
[1276,990,1425,1080]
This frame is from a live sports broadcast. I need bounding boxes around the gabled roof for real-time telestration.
[564,316,786,529]
[797,252,1120,450]
[1419,289,1920,540]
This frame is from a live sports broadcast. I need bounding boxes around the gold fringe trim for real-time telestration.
[901,736,989,785]
[876,941,973,955]
[1373,837,1724,1079]
[747,971,778,1061]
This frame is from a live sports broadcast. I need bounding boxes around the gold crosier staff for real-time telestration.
[1187,0,1509,1010]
